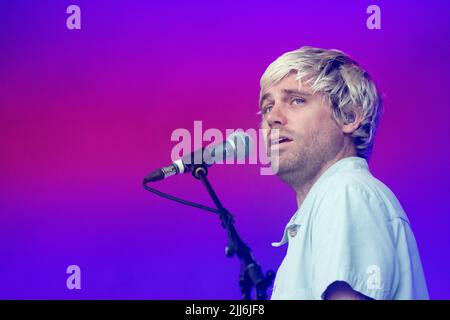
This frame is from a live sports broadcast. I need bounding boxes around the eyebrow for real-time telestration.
[259,89,313,108]
[283,89,312,97]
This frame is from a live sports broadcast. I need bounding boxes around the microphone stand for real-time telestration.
[191,165,275,300]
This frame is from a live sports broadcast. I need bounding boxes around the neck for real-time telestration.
[294,147,357,209]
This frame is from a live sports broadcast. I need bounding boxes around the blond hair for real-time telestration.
[260,46,383,159]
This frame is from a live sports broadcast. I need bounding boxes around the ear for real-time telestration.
[341,109,363,134]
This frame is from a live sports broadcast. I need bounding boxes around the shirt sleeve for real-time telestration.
[310,178,399,300]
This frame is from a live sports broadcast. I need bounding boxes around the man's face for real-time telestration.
[260,72,346,185]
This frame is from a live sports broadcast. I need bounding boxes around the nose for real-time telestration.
[266,103,287,128]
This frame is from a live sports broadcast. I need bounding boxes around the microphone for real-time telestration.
[144,131,253,183]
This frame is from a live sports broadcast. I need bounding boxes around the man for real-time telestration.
[260,46,428,300]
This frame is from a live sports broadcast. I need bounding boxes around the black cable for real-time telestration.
[142,180,220,214]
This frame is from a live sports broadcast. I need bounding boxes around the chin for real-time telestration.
[272,154,307,180]
[271,160,294,177]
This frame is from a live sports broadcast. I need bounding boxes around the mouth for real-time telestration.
[270,135,293,148]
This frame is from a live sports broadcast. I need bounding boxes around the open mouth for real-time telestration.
[270,136,293,147]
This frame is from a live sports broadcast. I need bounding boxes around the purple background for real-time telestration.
[1,0,449,299]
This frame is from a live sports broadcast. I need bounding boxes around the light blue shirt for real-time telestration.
[271,157,428,300]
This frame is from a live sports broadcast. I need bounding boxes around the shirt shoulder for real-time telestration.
[311,165,408,223]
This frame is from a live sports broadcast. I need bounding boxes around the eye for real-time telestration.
[259,104,273,115]
[291,97,306,105]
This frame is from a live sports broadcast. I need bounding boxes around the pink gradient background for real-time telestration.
[1,0,450,299]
